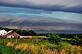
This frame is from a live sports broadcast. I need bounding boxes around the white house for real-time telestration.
[0,29,32,39]
[0,30,20,38]
[0,30,8,36]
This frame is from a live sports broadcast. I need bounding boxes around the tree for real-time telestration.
[71,35,80,45]
[28,30,36,36]
[80,34,82,46]
[47,33,61,45]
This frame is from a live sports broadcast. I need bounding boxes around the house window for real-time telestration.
[1,34,2,36]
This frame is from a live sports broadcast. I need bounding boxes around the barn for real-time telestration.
[5,31,32,39]
[6,31,20,38]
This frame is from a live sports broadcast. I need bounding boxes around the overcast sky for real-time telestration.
[0,0,82,13]
[0,0,82,31]
[0,6,82,24]
[0,0,82,23]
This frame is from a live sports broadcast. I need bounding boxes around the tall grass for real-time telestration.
[0,39,82,54]
[6,42,55,54]
[5,42,82,54]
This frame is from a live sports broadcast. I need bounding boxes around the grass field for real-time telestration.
[0,45,22,54]
[0,38,82,54]
[32,36,47,39]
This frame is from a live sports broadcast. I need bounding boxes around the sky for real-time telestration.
[0,0,82,13]
[0,0,82,32]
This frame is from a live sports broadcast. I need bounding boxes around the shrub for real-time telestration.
[71,35,80,45]
[47,33,61,44]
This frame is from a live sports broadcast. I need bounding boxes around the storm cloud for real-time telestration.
[0,0,82,13]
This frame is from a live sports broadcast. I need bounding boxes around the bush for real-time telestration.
[71,35,80,45]
[47,33,61,44]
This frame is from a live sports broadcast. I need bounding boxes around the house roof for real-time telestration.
[6,31,20,37]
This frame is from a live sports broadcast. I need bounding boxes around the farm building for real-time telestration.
[6,31,20,38]
[20,36,32,39]
[6,31,32,39]
[0,30,20,38]
[0,30,32,39]
[0,30,8,38]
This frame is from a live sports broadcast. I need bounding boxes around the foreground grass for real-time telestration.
[0,39,82,54]
[0,45,22,54]
[5,42,82,54]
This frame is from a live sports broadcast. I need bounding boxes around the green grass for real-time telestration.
[0,38,47,45]
[32,36,47,39]
[0,45,22,54]
[0,38,82,54]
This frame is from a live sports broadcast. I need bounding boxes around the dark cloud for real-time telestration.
[0,0,82,13]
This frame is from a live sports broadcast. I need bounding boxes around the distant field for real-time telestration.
[32,36,47,39]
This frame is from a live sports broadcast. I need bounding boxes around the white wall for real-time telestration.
[0,30,8,36]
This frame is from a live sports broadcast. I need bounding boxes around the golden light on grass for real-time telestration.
[6,42,16,47]
[71,46,82,54]
[5,42,82,54]
[30,45,40,54]
[44,49,55,54]
[15,43,56,54]
[15,43,29,52]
